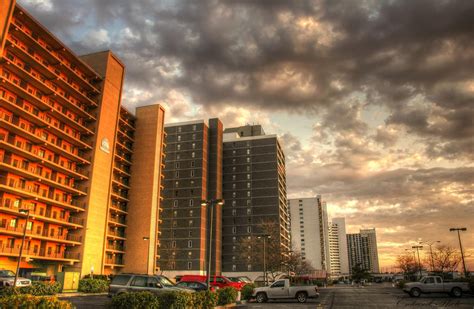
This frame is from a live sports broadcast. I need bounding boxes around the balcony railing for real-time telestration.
[106,244,126,252]
[0,198,84,227]
[105,257,124,265]
[0,223,81,244]
[0,245,80,261]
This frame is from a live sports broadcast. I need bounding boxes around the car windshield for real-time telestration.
[228,277,240,282]
[0,270,15,277]
[158,276,175,287]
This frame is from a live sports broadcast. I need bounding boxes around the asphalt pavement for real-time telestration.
[60,284,474,309]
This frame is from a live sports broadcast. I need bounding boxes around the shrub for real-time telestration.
[217,287,238,306]
[240,284,255,301]
[78,278,109,293]
[191,290,217,309]
[111,292,160,309]
[82,274,110,281]
[0,294,72,308]
[20,281,62,295]
[157,291,192,308]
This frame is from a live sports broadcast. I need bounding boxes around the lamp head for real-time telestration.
[201,200,208,207]
[19,209,29,215]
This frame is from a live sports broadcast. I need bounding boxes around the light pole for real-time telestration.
[143,237,150,274]
[201,199,224,290]
[449,228,468,277]
[419,240,440,272]
[412,245,423,279]
[14,208,30,289]
[257,234,271,286]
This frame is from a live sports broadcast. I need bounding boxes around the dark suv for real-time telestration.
[108,274,192,296]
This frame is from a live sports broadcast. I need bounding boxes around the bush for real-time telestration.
[191,290,217,309]
[111,292,160,309]
[0,294,72,308]
[217,287,238,306]
[241,284,255,301]
[82,274,110,281]
[78,278,109,293]
[157,291,192,308]
[21,281,62,295]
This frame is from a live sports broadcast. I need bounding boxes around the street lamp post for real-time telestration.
[14,209,30,289]
[201,199,224,290]
[449,228,468,277]
[257,234,271,286]
[143,237,150,274]
[412,245,423,279]
[419,240,440,272]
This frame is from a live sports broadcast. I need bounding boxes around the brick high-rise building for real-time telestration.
[159,119,223,277]
[0,0,165,277]
[221,125,290,277]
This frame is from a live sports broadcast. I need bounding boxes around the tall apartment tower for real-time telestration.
[159,119,223,278]
[288,197,330,271]
[0,0,165,277]
[347,228,380,274]
[221,125,290,276]
[328,217,349,276]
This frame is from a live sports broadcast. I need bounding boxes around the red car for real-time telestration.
[180,275,245,291]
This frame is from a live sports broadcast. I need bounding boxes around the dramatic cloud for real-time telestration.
[19,0,474,268]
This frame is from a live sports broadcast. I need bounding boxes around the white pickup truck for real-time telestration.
[252,279,319,303]
[403,276,470,298]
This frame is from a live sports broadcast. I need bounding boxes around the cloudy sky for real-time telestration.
[20,0,473,269]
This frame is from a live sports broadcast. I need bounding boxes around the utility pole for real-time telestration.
[419,240,440,272]
[14,209,30,289]
[201,199,224,289]
[258,234,271,286]
[412,245,423,279]
[449,228,468,277]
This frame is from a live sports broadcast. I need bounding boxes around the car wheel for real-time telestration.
[256,292,267,303]
[409,288,421,298]
[296,292,308,303]
[451,287,462,298]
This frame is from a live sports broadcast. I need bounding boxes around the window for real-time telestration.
[232,150,236,155]
[175,162,180,168]
[176,154,180,160]
[247,208,251,215]
[131,276,147,287]
[192,143,195,149]
[247,264,252,271]
[246,157,250,163]
[232,226,237,234]
[173,210,177,217]
[232,209,236,216]
[189,231,193,237]
[177,135,181,141]
[173,200,178,207]
[188,240,193,248]
[247,226,251,233]
[192,125,196,131]
[189,199,194,206]
[191,152,195,158]
[177,144,181,150]
[271,280,285,288]
[246,166,250,171]
[247,182,250,188]
[232,175,236,181]
[172,241,176,248]
[191,170,195,177]
[175,171,179,177]
[247,174,250,180]
[232,265,236,271]
[191,161,195,167]
[247,191,251,197]
[187,261,192,270]
[178,127,182,133]
[188,220,193,226]
[246,200,251,206]
[147,277,159,288]
[246,149,250,154]
[232,184,236,189]
[232,192,236,198]
[232,200,236,207]
[192,134,196,140]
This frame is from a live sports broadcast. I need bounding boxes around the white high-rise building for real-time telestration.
[347,228,380,274]
[328,218,350,277]
[289,196,330,271]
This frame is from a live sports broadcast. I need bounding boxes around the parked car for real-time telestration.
[108,274,193,296]
[252,279,319,303]
[228,276,252,284]
[0,269,31,287]
[403,276,470,298]
[180,275,245,290]
[176,281,210,292]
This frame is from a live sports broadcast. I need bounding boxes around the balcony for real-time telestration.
[0,199,84,228]
[0,178,85,212]
[116,141,133,154]
[114,152,132,166]
[106,243,126,253]
[0,75,94,136]
[0,154,87,196]
[1,64,96,121]
[117,128,134,142]
[113,165,131,177]
[104,256,124,266]
[0,113,91,165]
[0,245,80,261]
[111,191,129,203]
[0,97,92,150]
[107,229,126,240]
[0,223,81,245]
[0,138,88,180]
[119,117,134,131]
[108,215,127,227]
[109,202,127,214]
[112,179,130,190]
[9,21,100,94]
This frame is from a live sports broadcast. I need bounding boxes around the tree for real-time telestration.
[396,253,422,280]
[237,219,286,281]
[284,250,315,276]
[431,245,462,274]
[351,263,371,282]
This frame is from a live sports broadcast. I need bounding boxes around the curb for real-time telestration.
[57,292,108,298]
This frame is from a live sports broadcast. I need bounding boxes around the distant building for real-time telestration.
[159,119,223,277]
[328,218,349,276]
[221,125,290,276]
[288,196,330,271]
[347,228,380,273]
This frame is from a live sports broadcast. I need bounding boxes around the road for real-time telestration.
[60,285,474,308]
[238,284,474,309]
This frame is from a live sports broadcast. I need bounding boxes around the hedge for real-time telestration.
[0,294,72,308]
[78,278,109,293]
[111,290,221,309]
[216,287,238,306]
[240,284,255,301]
[0,282,62,297]
[82,274,110,281]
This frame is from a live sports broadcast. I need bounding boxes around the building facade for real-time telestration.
[328,217,349,277]
[221,125,290,277]
[159,119,223,278]
[289,196,330,271]
[0,0,165,277]
[347,228,380,274]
